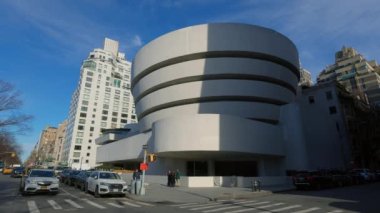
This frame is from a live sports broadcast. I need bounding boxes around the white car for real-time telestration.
[20,169,59,195]
[85,171,128,197]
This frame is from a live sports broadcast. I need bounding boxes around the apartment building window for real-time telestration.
[112,118,117,122]
[329,106,337,114]
[75,138,82,144]
[88,146,91,150]
[326,91,333,100]
[82,100,89,105]
[88,139,92,143]
[74,145,82,150]
[80,113,86,117]
[85,83,91,88]
[121,119,127,123]
[85,160,89,163]
[79,119,86,124]
[91,120,95,124]
[102,116,107,121]
[113,106,118,111]
[81,106,88,111]
[105,87,111,92]
[87,71,93,76]
[131,115,136,119]
[77,132,83,137]
[73,159,79,163]
[308,96,315,104]
[90,127,94,132]
[102,110,108,115]
[87,153,90,157]
[78,125,84,130]
[121,113,128,118]
[112,112,118,116]
[101,122,107,127]
[86,77,92,82]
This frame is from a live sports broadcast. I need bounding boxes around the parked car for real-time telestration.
[2,167,13,175]
[67,170,82,186]
[11,167,25,178]
[351,169,376,182]
[59,169,72,183]
[74,171,91,191]
[85,171,128,197]
[293,171,332,189]
[19,169,59,195]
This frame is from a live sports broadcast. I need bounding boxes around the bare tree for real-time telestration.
[0,80,32,164]
[0,80,32,134]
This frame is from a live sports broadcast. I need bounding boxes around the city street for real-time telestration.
[1,173,379,213]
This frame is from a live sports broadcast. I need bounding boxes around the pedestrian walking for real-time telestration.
[175,169,181,186]
[133,169,141,180]
[167,170,171,187]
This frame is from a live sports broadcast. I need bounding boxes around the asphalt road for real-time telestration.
[1,173,379,213]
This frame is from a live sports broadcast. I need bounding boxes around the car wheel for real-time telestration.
[94,186,100,198]
[85,183,89,193]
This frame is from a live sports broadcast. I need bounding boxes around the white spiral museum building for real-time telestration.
[97,23,308,187]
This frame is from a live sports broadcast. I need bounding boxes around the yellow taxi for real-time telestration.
[3,167,13,175]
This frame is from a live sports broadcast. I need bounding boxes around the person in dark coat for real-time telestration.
[167,170,172,186]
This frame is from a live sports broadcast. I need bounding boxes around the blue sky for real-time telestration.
[0,0,379,161]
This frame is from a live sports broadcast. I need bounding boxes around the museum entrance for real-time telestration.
[215,161,258,177]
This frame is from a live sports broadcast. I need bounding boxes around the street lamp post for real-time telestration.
[140,144,148,195]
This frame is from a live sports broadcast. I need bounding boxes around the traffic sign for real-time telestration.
[140,163,148,171]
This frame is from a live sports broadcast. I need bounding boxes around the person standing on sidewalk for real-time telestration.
[175,169,181,186]
[167,170,171,186]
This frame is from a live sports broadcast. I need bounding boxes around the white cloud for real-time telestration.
[132,35,143,47]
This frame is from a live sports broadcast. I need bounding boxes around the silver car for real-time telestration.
[20,169,59,195]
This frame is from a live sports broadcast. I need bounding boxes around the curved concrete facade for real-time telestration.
[133,23,299,132]
[98,24,302,181]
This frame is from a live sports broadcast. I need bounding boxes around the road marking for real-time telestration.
[292,207,321,213]
[203,201,259,213]
[122,201,141,207]
[27,201,40,213]
[60,187,81,199]
[171,202,199,207]
[326,210,343,213]
[179,203,218,208]
[108,203,124,208]
[190,203,227,210]
[47,200,62,210]
[260,205,302,212]
[204,205,244,213]
[64,199,83,209]
[226,203,285,213]
[82,199,106,209]
[135,201,155,206]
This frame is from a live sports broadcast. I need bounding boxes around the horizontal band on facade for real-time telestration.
[247,118,279,125]
[133,74,297,103]
[132,51,300,89]
[137,96,287,120]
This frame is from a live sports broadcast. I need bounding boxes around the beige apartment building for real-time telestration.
[36,126,57,166]
[317,46,380,105]
[52,120,68,166]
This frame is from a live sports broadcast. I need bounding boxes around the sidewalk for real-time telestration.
[126,183,295,204]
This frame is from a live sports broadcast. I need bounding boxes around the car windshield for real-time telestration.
[99,172,120,179]
[30,170,55,177]
[14,167,24,171]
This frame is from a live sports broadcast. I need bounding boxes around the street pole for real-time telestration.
[140,144,147,195]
